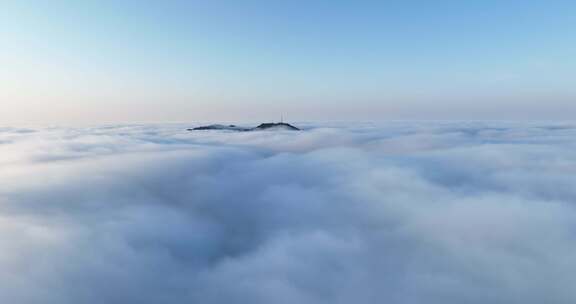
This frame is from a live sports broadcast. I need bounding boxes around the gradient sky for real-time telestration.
[1,0,575,123]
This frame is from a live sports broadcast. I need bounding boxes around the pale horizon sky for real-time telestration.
[1,0,575,123]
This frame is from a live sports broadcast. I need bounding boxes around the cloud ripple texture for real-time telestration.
[0,122,575,303]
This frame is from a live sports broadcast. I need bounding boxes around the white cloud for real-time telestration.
[1,122,576,303]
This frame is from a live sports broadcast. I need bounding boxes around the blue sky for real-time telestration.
[1,0,575,123]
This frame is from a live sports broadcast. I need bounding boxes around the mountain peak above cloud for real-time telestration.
[188,122,301,132]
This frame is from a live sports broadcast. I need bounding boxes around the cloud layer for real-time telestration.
[1,122,576,303]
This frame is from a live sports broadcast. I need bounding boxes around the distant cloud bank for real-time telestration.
[1,122,576,303]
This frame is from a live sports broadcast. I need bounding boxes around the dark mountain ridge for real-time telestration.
[188,122,301,132]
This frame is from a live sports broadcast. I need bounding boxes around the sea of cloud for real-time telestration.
[1,121,576,303]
